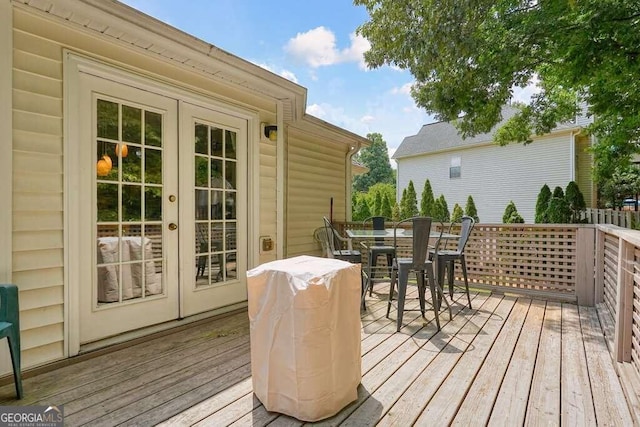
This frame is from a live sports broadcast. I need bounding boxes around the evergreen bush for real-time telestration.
[465,195,479,222]
[535,184,552,223]
[451,203,464,223]
[420,179,435,217]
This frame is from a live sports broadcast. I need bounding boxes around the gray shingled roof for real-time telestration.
[392,106,577,159]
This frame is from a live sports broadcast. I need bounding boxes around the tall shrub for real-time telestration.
[391,203,401,221]
[399,188,407,218]
[420,179,435,217]
[403,180,419,218]
[372,191,383,216]
[565,181,586,223]
[503,201,524,223]
[465,195,479,222]
[380,194,393,219]
[451,203,464,223]
[535,184,552,223]
[433,194,450,222]
[546,196,571,223]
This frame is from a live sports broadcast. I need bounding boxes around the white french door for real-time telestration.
[77,74,180,344]
[179,102,248,317]
[73,69,249,346]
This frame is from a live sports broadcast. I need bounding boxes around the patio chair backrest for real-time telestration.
[363,216,390,246]
[456,216,475,253]
[394,216,432,268]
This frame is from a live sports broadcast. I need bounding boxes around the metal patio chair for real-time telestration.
[387,217,451,332]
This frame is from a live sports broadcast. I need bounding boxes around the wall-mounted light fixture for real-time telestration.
[263,125,278,141]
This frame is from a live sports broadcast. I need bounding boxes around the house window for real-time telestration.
[450,156,461,178]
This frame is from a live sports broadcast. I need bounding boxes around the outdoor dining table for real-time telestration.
[346,228,460,301]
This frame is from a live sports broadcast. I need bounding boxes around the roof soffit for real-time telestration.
[14,0,306,122]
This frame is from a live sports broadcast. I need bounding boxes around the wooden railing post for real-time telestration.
[576,226,595,306]
[614,238,634,363]
[594,227,605,304]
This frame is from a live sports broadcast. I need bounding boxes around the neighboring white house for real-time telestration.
[392,106,596,223]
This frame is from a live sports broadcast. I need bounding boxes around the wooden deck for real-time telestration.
[0,287,633,426]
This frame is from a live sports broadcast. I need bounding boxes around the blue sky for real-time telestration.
[119,0,435,163]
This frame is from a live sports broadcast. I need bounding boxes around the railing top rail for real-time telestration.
[596,223,640,247]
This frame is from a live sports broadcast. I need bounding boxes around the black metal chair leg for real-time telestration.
[461,255,472,309]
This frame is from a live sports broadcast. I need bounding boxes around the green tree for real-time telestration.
[402,180,419,218]
[420,179,435,217]
[433,195,450,222]
[352,132,395,193]
[399,188,407,219]
[353,195,372,222]
[502,201,524,224]
[381,194,393,219]
[464,195,479,223]
[372,191,383,216]
[535,184,552,223]
[546,197,571,224]
[601,166,640,209]
[451,203,464,223]
[552,186,565,199]
[391,203,401,222]
[355,1,640,186]
[565,181,586,223]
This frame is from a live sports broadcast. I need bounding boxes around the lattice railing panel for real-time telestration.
[463,225,577,294]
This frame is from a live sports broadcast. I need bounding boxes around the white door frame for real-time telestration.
[64,52,260,356]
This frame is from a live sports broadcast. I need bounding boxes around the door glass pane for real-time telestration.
[194,121,240,288]
[96,98,165,306]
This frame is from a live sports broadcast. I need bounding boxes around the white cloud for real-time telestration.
[360,115,375,124]
[391,82,413,96]
[252,61,299,84]
[285,27,370,68]
[279,70,298,83]
[511,76,541,104]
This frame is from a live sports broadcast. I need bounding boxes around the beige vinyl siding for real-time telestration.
[576,135,594,208]
[286,127,348,257]
[258,136,278,265]
[12,22,65,367]
[12,7,280,369]
[397,133,573,223]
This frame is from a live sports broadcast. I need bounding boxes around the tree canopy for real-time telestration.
[355,1,640,184]
[352,132,395,193]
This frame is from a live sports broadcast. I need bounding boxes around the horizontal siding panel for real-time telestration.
[12,268,64,291]
[20,286,64,311]
[14,151,63,174]
[259,165,276,179]
[13,109,63,136]
[22,324,64,352]
[13,29,63,61]
[397,135,572,223]
[23,342,64,369]
[287,136,346,257]
[13,212,63,231]
[13,48,62,79]
[13,192,63,211]
[21,305,64,332]
[13,129,62,154]
[13,68,62,99]
[13,171,62,193]
[13,230,63,251]
[13,88,62,117]
[12,249,64,272]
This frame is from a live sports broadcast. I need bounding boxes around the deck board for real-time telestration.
[0,288,634,426]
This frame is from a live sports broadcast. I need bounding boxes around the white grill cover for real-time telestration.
[247,255,362,421]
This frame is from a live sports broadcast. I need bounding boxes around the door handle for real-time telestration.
[168,223,178,231]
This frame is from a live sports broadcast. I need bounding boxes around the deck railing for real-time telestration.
[332,220,640,419]
[333,220,640,416]
[335,222,595,303]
